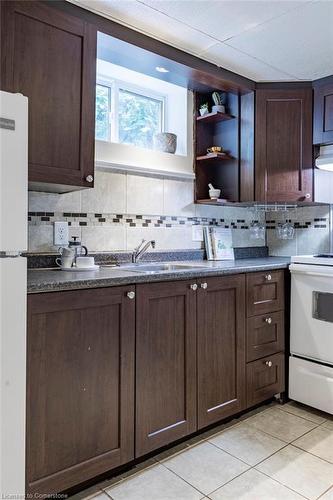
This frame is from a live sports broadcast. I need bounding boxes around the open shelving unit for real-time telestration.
[194,91,239,204]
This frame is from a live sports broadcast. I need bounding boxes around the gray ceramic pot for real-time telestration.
[154,132,177,154]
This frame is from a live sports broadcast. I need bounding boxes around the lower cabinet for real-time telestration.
[135,281,197,456]
[197,275,246,428]
[27,287,135,495]
[27,270,286,496]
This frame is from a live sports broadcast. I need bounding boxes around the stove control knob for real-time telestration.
[265,317,272,324]
[265,360,273,368]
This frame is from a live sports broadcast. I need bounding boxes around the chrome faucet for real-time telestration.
[132,239,156,263]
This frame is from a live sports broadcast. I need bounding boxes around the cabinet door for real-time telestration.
[313,79,333,145]
[1,1,96,190]
[247,271,284,317]
[255,88,313,202]
[136,281,197,456]
[197,275,246,429]
[27,287,135,495]
[247,353,285,407]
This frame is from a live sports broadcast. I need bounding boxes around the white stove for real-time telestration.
[289,255,333,415]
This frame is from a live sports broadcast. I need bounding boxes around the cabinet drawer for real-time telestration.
[247,353,285,407]
[247,310,284,362]
[247,271,284,317]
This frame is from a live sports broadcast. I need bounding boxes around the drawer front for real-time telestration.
[247,353,285,407]
[247,271,284,317]
[247,311,284,362]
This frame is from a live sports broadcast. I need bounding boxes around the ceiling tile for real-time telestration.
[200,42,296,81]
[75,0,215,54]
[226,0,333,80]
[140,0,310,42]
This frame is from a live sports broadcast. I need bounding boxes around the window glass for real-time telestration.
[118,89,163,149]
[95,84,110,141]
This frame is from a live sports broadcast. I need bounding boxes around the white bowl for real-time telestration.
[209,189,221,199]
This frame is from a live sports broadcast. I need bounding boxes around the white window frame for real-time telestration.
[96,75,167,148]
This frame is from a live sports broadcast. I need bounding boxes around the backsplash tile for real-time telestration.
[27,170,331,255]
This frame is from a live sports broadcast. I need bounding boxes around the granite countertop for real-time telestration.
[27,257,291,294]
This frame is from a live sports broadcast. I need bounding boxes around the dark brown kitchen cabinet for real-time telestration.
[1,1,96,191]
[27,286,135,495]
[135,281,197,456]
[247,353,285,407]
[247,311,284,362]
[313,76,333,145]
[255,88,313,202]
[197,275,246,428]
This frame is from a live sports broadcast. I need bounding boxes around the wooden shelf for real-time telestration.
[196,111,234,124]
[196,198,229,205]
[196,152,233,161]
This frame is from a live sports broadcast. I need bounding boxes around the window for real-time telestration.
[95,79,165,150]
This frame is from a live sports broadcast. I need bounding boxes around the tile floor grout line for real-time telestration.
[276,405,329,425]
[317,485,333,499]
[206,440,254,467]
[290,443,333,466]
[158,460,210,496]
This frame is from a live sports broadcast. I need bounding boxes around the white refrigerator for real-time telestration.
[0,91,28,497]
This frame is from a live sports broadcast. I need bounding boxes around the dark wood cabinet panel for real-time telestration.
[247,271,284,317]
[135,281,197,456]
[27,287,135,495]
[255,88,313,202]
[314,77,333,145]
[247,310,285,362]
[247,353,285,407]
[197,275,246,428]
[1,1,96,191]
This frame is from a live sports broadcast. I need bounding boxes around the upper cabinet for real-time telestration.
[255,88,313,203]
[1,1,97,192]
[313,77,333,145]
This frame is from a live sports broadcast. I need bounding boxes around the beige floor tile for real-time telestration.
[105,463,202,500]
[279,401,328,424]
[256,445,333,500]
[70,486,105,500]
[209,468,305,500]
[208,422,286,466]
[162,441,249,495]
[89,494,110,500]
[320,487,333,499]
[322,418,333,431]
[246,407,317,442]
[293,426,333,463]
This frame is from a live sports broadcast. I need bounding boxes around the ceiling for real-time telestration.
[73,0,333,82]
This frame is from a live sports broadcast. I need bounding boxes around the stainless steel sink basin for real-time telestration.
[119,263,204,274]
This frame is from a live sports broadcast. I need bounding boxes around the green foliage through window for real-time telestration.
[95,84,110,141]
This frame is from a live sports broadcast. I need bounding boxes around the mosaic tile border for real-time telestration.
[28,212,328,230]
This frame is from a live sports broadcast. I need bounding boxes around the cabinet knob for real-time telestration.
[305,193,311,199]
[190,284,198,291]
[265,274,272,281]
[265,317,272,324]
[265,360,273,367]
[85,175,94,183]
[200,282,208,289]
[127,291,135,299]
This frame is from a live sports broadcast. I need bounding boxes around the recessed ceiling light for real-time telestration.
[155,66,169,73]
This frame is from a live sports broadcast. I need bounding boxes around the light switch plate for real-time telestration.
[192,225,203,241]
[54,221,69,246]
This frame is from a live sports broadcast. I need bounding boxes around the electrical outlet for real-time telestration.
[54,221,69,246]
[192,225,203,242]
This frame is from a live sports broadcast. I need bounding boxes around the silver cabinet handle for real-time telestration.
[200,282,208,289]
[305,193,311,199]
[265,274,272,281]
[265,317,272,324]
[190,284,198,291]
[127,291,135,299]
[85,175,94,183]
[265,360,273,367]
